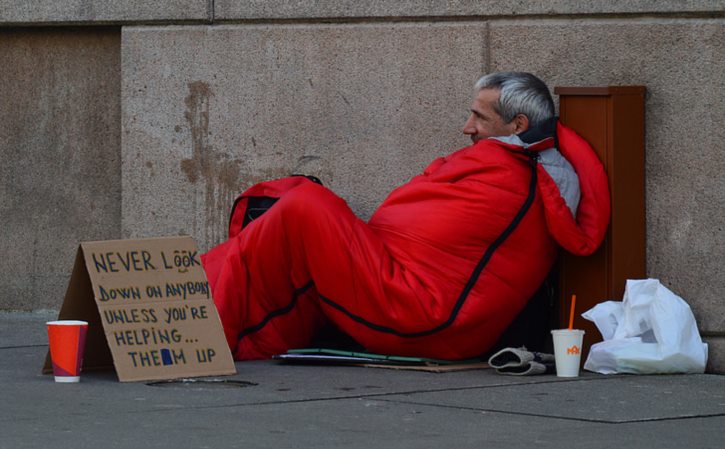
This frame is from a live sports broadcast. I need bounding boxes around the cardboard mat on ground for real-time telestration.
[274,348,490,372]
[43,236,236,382]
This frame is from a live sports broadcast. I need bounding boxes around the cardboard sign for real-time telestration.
[44,236,236,382]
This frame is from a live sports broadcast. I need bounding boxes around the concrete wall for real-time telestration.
[121,23,484,246]
[487,18,725,371]
[0,27,121,310]
[1,2,723,370]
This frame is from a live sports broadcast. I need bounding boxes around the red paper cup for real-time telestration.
[47,320,89,383]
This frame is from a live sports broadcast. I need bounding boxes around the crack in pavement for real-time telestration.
[374,397,725,425]
[131,376,625,414]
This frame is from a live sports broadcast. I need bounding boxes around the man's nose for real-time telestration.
[462,116,476,135]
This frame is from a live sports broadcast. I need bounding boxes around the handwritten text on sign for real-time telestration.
[90,249,209,301]
[80,236,234,381]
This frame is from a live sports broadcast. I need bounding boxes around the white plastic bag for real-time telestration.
[582,279,708,374]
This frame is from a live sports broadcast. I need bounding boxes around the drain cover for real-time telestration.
[146,378,257,389]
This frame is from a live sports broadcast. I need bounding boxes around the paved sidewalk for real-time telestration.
[1,311,724,449]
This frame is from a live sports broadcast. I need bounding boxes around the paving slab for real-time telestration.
[0,310,57,347]
[4,394,725,449]
[1,312,725,448]
[385,374,725,423]
[2,346,573,417]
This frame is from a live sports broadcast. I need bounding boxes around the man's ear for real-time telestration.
[512,114,530,134]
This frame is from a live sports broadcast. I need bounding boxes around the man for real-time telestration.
[202,72,610,361]
[465,72,581,220]
[464,72,554,140]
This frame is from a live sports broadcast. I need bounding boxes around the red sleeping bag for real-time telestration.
[202,121,610,360]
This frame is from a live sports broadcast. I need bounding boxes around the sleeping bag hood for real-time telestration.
[509,118,610,256]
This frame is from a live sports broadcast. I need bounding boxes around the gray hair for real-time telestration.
[474,72,554,127]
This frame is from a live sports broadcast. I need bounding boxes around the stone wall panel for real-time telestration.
[121,24,486,252]
[0,28,121,310]
[0,1,208,25]
[490,20,725,333]
[215,1,725,20]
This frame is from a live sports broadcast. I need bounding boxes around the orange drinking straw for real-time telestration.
[568,294,577,330]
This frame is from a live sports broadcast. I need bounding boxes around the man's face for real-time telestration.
[462,88,516,143]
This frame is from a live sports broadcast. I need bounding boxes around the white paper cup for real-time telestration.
[551,329,585,377]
